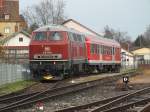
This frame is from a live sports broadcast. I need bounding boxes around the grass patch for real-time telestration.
[121,68,137,75]
[0,80,36,95]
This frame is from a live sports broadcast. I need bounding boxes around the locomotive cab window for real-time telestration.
[34,32,47,41]
[49,32,63,41]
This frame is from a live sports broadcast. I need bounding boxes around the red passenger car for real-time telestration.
[29,25,121,80]
[85,35,121,73]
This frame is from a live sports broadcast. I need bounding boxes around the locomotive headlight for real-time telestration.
[34,55,40,59]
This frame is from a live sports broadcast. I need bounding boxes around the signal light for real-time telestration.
[36,102,44,111]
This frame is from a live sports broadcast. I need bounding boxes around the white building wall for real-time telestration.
[121,49,134,68]
[144,54,150,60]
[4,33,31,46]
[63,21,97,36]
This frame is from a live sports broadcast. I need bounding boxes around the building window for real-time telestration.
[5,14,10,20]
[4,27,10,34]
[15,26,18,32]
[0,14,4,19]
[19,37,23,42]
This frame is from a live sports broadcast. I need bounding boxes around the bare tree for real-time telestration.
[104,25,114,39]
[144,25,150,45]
[103,25,131,43]
[103,26,132,51]
[22,0,66,26]
[0,45,5,59]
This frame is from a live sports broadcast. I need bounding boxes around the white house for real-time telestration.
[62,19,104,36]
[2,31,31,63]
[132,48,150,65]
[121,48,134,68]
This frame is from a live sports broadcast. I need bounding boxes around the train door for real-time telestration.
[99,45,102,61]
[112,46,115,62]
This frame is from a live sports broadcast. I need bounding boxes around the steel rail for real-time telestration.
[54,93,129,112]
[90,87,150,112]
[0,82,59,112]
[0,92,38,103]
[0,82,39,100]
[139,102,150,112]
[0,82,98,112]
[0,71,137,112]
[102,98,150,112]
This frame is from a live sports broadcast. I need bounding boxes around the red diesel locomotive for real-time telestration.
[29,25,121,80]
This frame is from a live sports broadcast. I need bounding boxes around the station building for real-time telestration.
[132,48,150,65]
[121,48,134,68]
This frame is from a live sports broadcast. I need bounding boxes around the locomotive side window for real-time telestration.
[49,32,62,41]
[34,32,47,41]
[68,32,74,41]
[73,33,78,41]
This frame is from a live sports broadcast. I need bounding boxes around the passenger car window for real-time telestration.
[49,32,63,41]
[34,32,47,41]
[90,44,95,54]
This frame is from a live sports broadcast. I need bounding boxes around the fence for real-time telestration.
[0,62,31,86]
[137,60,150,69]
[0,51,32,86]
[137,60,150,65]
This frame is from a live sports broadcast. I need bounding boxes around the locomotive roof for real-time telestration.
[34,24,84,35]
[34,24,120,47]
[85,34,120,47]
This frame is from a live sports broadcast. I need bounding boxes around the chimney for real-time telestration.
[0,0,4,8]
[0,0,4,15]
[5,0,19,20]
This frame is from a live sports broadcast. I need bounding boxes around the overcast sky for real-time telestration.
[20,0,150,40]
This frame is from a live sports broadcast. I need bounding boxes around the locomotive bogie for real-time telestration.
[30,60,72,80]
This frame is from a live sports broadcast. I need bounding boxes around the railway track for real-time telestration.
[0,81,60,112]
[0,82,39,100]
[139,102,150,112]
[54,93,130,112]
[0,71,138,112]
[54,86,150,112]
